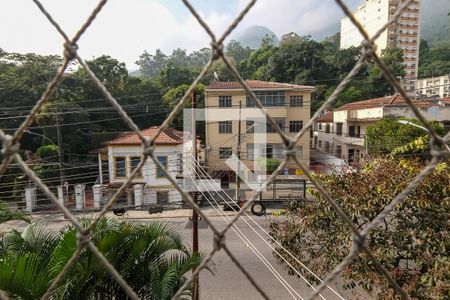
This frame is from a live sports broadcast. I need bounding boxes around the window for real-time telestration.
[218,95,232,107]
[219,147,232,159]
[130,156,142,177]
[325,124,330,134]
[265,145,273,159]
[336,145,342,157]
[289,121,303,133]
[318,123,322,130]
[246,120,255,133]
[336,123,343,135]
[266,118,285,133]
[114,157,126,178]
[290,95,303,107]
[246,91,286,107]
[157,191,168,204]
[156,156,168,177]
[348,125,360,137]
[219,121,232,133]
[318,140,322,148]
[325,142,330,153]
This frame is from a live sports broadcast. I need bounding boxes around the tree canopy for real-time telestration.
[0,218,206,299]
[270,158,450,299]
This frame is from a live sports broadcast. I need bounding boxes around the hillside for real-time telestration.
[420,0,450,46]
[236,25,280,49]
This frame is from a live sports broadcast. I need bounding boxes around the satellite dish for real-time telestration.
[213,71,220,81]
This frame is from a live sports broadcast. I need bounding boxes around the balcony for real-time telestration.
[334,134,364,147]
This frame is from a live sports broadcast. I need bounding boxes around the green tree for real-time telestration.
[270,158,450,299]
[225,40,252,64]
[136,49,168,77]
[159,62,198,89]
[365,47,405,97]
[365,118,443,155]
[0,49,64,148]
[267,34,329,84]
[418,43,450,78]
[238,36,277,80]
[162,84,205,131]
[0,218,207,299]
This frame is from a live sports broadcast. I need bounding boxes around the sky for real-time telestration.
[0,0,360,69]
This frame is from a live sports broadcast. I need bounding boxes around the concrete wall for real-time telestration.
[205,89,311,171]
[340,0,390,53]
[385,105,450,123]
[108,144,182,187]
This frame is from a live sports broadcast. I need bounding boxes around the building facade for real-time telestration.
[205,80,314,180]
[340,0,421,94]
[416,75,450,98]
[313,95,450,162]
[103,127,184,205]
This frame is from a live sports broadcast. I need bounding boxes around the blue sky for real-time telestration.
[0,0,361,68]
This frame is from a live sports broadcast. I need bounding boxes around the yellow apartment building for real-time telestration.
[204,80,314,182]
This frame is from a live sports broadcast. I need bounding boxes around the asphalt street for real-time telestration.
[2,211,356,300]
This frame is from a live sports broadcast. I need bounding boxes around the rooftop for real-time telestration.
[316,111,333,123]
[206,80,314,90]
[107,126,184,145]
[334,95,439,111]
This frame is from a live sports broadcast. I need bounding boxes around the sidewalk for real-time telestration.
[32,206,279,221]
[0,206,282,234]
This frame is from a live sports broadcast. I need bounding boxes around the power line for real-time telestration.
[189,155,345,300]
[0,103,170,120]
[3,110,172,131]
[185,164,303,299]
[0,92,164,111]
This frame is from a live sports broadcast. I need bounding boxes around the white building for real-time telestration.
[103,126,185,205]
[416,75,450,98]
[313,95,450,163]
[340,0,421,94]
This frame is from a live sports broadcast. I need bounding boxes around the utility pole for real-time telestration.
[56,112,65,199]
[191,89,199,300]
[236,101,242,207]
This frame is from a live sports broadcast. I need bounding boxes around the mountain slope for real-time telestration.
[420,0,450,46]
[236,25,280,49]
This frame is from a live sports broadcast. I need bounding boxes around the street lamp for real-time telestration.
[397,120,450,152]
[397,120,429,132]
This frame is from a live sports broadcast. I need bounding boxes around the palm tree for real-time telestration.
[0,218,206,299]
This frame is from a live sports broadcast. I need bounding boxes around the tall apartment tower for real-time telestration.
[340,0,420,94]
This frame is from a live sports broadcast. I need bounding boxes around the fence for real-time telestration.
[0,0,449,299]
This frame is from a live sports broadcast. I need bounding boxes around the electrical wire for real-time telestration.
[189,155,345,300]
[3,109,172,131]
[186,166,303,299]
[0,156,182,190]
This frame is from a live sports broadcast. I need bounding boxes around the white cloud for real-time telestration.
[0,0,357,68]
[233,0,349,38]
[0,0,234,68]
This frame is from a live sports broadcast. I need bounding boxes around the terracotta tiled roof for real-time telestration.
[207,80,314,90]
[333,95,439,111]
[316,111,333,123]
[440,97,450,105]
[107,126,184,145]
